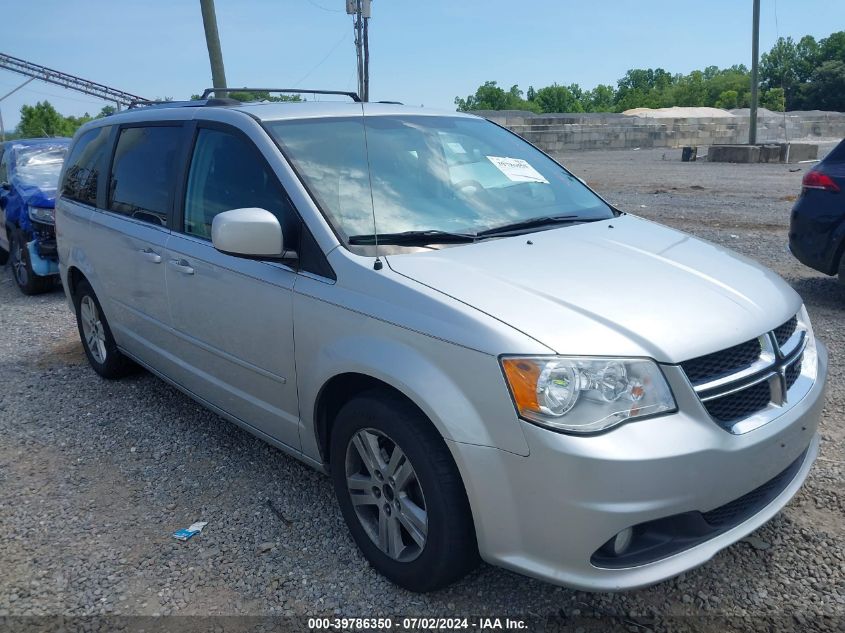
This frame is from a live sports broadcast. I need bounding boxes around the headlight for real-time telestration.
[28,205,55,224]
[797,305,818,381]
[501,356,676,433]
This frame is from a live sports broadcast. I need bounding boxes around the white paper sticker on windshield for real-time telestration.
[446,142,467,154]
[486,156,549,183]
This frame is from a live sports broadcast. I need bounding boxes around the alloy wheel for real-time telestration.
[11,234,27,287]
[79,295,107,364]
[345,428,428,562]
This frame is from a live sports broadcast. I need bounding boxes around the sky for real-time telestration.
[1,0,843,130]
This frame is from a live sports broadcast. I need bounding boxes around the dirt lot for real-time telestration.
[0,144,843,631]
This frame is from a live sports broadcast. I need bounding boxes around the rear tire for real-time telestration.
[0,228,9,266]
[330,389,479,592]
[837,251,845,285]
[73,278,138,379]
[9,228,51,295]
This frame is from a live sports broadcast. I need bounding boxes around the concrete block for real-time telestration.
[708,145,761,163]
[780,143,818,163]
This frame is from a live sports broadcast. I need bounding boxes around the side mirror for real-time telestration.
[212,208,293,260]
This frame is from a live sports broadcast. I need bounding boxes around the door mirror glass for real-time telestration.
[211,207,289,258]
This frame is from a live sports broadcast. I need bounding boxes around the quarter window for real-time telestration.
[108,126,183,226]
[62,126,111,206]
[183,127,298,247]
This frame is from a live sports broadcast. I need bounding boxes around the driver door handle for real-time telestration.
[139,248,162,263]
[168,258,195,275]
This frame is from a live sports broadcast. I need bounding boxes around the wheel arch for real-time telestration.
[314,372,429,465]
[66,265,87,299]
[300,334,529,465]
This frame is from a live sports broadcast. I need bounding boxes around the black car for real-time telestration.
[789,139,845,281]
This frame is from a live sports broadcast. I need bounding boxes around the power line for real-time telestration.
[0,82,106,106]
[293,28,350,87]
[305,0,343,13]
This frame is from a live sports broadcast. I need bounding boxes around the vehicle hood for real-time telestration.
[386,215,801,362]
[12,180,57,208]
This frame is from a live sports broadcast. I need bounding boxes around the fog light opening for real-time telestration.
[610,527,633,556]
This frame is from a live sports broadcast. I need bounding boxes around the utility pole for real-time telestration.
[362,10,370,102]
[199,0,228,91]
[749,0,760,145]
[347,0,371,101]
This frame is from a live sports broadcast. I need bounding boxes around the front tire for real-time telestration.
[837,250,845,285]
[73,279,137,379]
[9,228,51,295]
[330,390,478,592]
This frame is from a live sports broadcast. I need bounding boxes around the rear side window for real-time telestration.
[62,127,111,206]
[825,139,845,163]
[108,126,183,226]
[183,127,299,247]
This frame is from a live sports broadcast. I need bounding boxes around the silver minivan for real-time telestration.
[56,95,827,592]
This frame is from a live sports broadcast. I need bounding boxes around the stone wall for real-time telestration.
[473,110,845,153]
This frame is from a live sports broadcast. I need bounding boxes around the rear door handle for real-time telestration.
[168,258,195,275]
[139,248,162,263]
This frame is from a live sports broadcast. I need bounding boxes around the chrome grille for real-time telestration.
[681,313,808,434]
[681,338,762,384]
[702,380,771,425]
[785,355,802,390]
[773,316,797,348]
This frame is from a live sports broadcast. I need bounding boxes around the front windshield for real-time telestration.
[14,146,68,190]
[266,115,613,240]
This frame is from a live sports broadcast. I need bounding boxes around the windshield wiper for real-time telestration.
[476,214,587,237]
[348,230,477,246]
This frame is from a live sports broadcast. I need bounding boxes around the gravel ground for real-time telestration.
[0,144,843,632]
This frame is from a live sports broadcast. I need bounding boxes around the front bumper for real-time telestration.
[26,240,59,277]
[27,220,59,277]
[448,341,827,591]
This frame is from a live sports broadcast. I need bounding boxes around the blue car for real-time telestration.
[789,139,845,281]
[0,138,70,294]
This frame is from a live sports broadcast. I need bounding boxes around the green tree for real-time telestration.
[702,65,751,107]
[800,60,845,111]
[534,84,583,113]
[817,31,845,66]
[714,90,739,109]
[614,68,672,111]
[453,30,845,114]
[760,87,785,112]
[582,84,616,112]
[17,101,72,137]
[454,81,539,112]
[671,71,708,107]
[227,90,302,103]
[761,35,819,109]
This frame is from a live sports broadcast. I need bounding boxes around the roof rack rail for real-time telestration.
[128,99,171,109]
[127,97,240,110]
[200,87,362,102]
